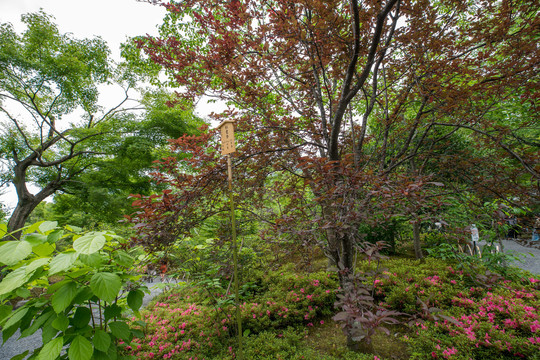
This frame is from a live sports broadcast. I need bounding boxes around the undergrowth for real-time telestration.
[122,258,539,360]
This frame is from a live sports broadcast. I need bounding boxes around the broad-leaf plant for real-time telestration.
[0,221,147,360]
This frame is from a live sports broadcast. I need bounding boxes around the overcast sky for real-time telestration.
[0,0,166,59]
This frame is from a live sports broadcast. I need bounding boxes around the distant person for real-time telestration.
[533,216,540,242]
[160,260,168,282]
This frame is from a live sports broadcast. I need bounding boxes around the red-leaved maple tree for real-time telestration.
[129,0,539,315]
[128,0,539,349]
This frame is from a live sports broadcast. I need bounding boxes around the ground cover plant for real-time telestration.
[120,256,539,360]
[125,266,340,359]
[360,258,540,359]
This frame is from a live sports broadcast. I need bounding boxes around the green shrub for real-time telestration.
[356,258,540,360]
[127,265,339,359]
[405,281,540,359]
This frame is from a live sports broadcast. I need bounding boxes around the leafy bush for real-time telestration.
[406,279,540,359]
[357,258,540,359]
[126,265,339,359]
[425,241,527,280]
[232,327,378,360]
[0,221,147,360]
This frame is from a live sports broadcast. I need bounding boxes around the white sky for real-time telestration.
[0,0,167,211]
[0,0,166,60]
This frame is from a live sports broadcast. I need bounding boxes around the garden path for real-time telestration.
[498,239,540,275]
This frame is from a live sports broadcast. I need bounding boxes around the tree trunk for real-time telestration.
[347,334,374,353]
[6,197,41,240]
[413,221,423,259]
[6,161,59,239]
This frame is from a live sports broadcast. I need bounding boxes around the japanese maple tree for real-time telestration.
[130,0,538,287]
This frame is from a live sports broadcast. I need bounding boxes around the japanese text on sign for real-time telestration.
[218,121,236,155]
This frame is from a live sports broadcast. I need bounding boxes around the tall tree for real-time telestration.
[0,12,156,236]
[51,91,203,228]
[132,0,539,276]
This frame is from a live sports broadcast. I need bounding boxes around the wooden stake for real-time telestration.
[217,120,242,359]
[227,154,243,360]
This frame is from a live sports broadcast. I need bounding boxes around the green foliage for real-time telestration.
[0,201,8,222]
[125,265,338,359]
[357,258,540,359]
[0,11,111,113]
[49,91,204,228]
[232,327,377,360]
[404,279,540,359]
[0,221,147,360]
[425,241,527,280]
[0,11,206,232]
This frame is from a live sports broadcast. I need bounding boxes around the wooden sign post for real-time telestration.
[216,120,243,360]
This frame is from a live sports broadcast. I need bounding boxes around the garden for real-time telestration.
[1,0,539,359]
[0,219,538,360]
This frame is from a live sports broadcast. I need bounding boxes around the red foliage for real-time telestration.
[130,0,539,266]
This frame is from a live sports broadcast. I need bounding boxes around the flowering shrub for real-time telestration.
[126,267,338,359]
[357,258,540,359]
[362,258,465,314]
[242,267,338,332]
[406,286,540,359]
[120,256,539,359]
[352,258,540,358]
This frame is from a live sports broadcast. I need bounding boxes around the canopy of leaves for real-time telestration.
[130,0,538,268]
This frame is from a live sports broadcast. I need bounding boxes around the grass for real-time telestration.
[301,317,409,359]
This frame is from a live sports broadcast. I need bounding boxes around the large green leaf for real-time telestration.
[39,221,58,233]
[2,323,19,343]
[73,286,94,304]
[65,225,82,233]
[104,304,122,322]
[0,304,12,323]
[24,222,43,235]
[42,317,59,344]
[93,344,118,360]
[92,329,111,352]
[21,310,55,338]
[108,321,131,341]
[127,290,144,312]
[24,233,48,247]
[52,281,77,313]
[52,314,69,332]
[0,241,32,265]
[16,287,31,298]
[47,229,64,244]
[47,279,69,294]
[73,233,106,254]
[72,307,92,329]
[33,242,56,257]
[26,257,50,273]
[2,307,28,329]
[49,252,78,275]
[68,335,93,360]
[113,251,134,268]
[90,272,121,303]
[79,253,104,267]
[0,267,31,296]
[38,336,63,360]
